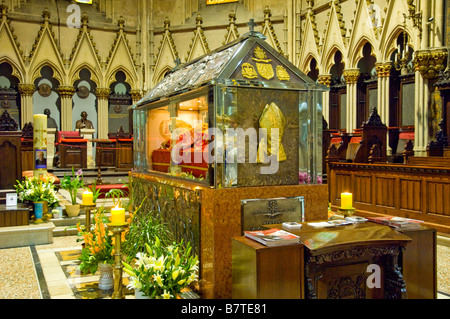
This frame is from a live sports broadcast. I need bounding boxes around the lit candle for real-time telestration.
[82,190,94,206]
[341,192,353,209]
[111,205,125,225]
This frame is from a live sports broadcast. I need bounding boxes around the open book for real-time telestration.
[244,228,300,247]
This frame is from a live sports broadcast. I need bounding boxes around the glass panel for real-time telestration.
[143,94,210,183]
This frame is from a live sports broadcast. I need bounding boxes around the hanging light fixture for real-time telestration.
[394,14,412,75]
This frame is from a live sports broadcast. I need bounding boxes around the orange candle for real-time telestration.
[341,192,353,209]
[82,190,93,205]
[111,205,125,225]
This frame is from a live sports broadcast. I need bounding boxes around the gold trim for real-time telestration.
[276,65,290,81]
[242,63,258,79]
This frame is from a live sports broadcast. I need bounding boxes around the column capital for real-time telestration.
[95,87,111,100]
[317,74,332,87]
[375,62,392,78]
[18,83,36,96]
[57,86,76,98]
[129,89,142,101]
[343,69,360,84]
[414,48,447,79]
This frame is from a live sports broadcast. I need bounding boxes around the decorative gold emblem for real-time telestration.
[241,63,258,79]
[256,63,274,80]
[257,102,286,163]
[276,65,290,81]
[252,46,271,63]
[252,46,274,80]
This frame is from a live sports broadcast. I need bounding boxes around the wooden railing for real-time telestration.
[328,161,450,234]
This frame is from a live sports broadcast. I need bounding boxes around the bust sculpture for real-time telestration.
[75,111,94,130]
[44,108,58,129]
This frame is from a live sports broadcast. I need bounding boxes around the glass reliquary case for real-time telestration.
[132,32,327,188]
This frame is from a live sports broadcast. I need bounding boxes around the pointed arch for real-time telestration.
[348,36,377,69]
[70,63,101,88]
[0,56,24,83]
[106,66,136,89]
[30,60,64,86]
[301,53,320,75]
[323,45,346,74]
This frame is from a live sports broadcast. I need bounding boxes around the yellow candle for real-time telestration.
[33,114,47,149]
[82,190,94,205]
[111,205,125,225]
[341,192,353,209]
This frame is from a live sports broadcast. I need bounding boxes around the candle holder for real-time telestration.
[337,207,356,218]
[80,204,96,232]
[107,222,129,299]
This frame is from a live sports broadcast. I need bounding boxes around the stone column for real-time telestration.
[95,88,110,140]
[317,75,331,124]
[375,62,392,154]
[343,69,360,133]
[57,86,76,132]
[80,128,95,169]
[414,49,447,156]
[18,83,36,126]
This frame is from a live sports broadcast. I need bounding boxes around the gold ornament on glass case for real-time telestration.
[276,65,290,81]
[252,46,274,80]
[242,63,258,79]
[257,102,286,163]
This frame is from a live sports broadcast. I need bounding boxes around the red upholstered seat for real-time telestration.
[95,184,129,198]
[399,132,414,140]
[57,131,82,144]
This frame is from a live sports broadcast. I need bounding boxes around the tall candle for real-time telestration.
[82,190,94,205]
[33,114,48,176]
[341,192,353,209]
[111,205,125,225]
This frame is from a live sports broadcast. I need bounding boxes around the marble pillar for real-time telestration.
[80,128,95,169]
[376,62,392,155]
[343,69,360,133]
[95,88,110,140]
[317,75,331,124]
[58,86,76,132]
[18,84,35,126]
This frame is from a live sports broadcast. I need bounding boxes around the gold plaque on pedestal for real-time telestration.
[241,197,304,231]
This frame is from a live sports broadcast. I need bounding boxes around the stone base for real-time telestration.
[0,222,55,248]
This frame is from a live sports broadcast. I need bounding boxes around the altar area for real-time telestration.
[129,31,328,299]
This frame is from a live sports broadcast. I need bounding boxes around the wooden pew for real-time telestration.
[328,161,450,234]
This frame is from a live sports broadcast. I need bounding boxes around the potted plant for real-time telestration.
[77,207,116,291]
[123,237,199,299]
[60,167,84,217]
[122,197,173,263]
[15,177,59,223]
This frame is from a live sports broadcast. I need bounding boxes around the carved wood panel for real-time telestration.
[375,176,395,208]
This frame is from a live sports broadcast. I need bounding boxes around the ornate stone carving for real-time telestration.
[18,84,36,97]
[129,89,142,101]
[414,49,448,79]
[375,62,392,78]
[57,86,75,98]
[343,69,360,84]
[0,110,18,131]
[318,74,332,87]
[95,88,111,100]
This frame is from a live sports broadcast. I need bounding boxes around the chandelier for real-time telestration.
[394,14,412,75]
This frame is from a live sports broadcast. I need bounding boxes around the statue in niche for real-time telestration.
[44,108,58,129]
[75,111,94,130]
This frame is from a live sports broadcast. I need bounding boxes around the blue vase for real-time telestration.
[34,201,45,223]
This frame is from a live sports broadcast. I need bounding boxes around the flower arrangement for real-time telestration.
[123,237,199,299]
[77,207,118,274]
[60,167,84,205]
[15,177,59,209]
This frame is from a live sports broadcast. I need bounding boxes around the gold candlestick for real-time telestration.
[337,207,356,218]
[107,222,129,299]
[81,204,96,232]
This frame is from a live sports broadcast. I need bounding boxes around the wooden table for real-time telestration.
[232,221,413,299]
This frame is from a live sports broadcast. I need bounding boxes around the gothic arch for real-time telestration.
[323,45,346,74]
[154,65,173,85]
[382,26,414,62]
[106,66,136,89]
[349,37,377,69]
[301,53,320,75]
[30,60,64,86]
[70,63,101,88]
[0,57,24,83]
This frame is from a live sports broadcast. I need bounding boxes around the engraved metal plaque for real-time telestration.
[241,196,304,232]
